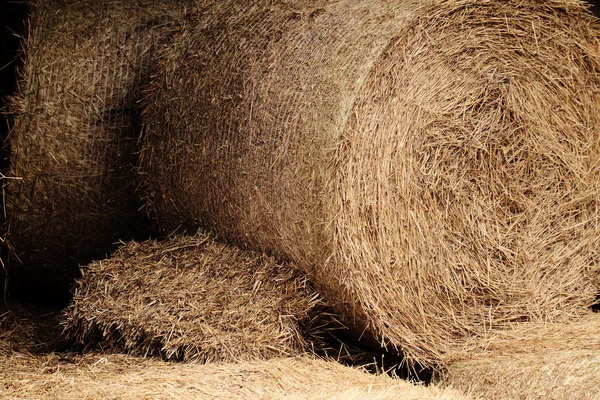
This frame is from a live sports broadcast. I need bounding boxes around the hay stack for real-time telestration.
[1,354,471,400]
[438,313,600,400]
[63,234,329,362]
[140,0,600,367]
[6,0,191,300]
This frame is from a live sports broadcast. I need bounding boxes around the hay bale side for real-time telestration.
[140,0,600,367]
[0,354,472,400]
[63,234,329,362]
[442,351,600,400]
[6,0,191,300]
[445,313,600,361]
[437,314,600,399]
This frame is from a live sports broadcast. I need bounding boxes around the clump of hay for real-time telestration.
[140,0,600,367]
[63,233,331,362]
[1,353,471,400]
[438,314,600,400]
[5,0,191,300]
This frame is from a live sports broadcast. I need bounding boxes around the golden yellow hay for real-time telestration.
[443,351,600,400]
[140,0,600,367]
[6,0,191,300]
[0,353,471,400]
[445,312,600,361]
[63,234,335,363]
[438,314,600,399]
[0,307,469,399]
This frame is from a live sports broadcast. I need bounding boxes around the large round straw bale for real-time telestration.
[6,0,191,300]
[438,314,600,400]
[140,0,600,367]
[63,234,329,362]
[1,354,472,400]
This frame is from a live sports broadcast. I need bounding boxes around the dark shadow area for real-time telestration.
[587,0,600,17]
[5,215,155,307]
[308,310,434,384]
[592,291,600,312]
[7,266,88,308]
[0,1,27,170]
[1,0,28,306]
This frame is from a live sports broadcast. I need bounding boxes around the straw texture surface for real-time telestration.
[1,354,471,400]
[6,0,191,298]
[141,0,600,367]
[64,234,326,362]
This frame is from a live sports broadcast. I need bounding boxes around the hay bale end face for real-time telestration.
[6,0,191,300]
[140,0,600,367]
[64,234,326,362]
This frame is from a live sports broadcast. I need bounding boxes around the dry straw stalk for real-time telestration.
[438,313,600,400]
[6,0,191,299]
[63,234,329,363]
[140,0,600,367]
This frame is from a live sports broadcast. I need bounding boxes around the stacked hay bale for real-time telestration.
[438,314,600,399]
[1,354,472,400]
[140,0,600,367]
[63,233,333,362]
[6,0,191,301]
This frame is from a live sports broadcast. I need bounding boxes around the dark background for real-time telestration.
[1,0,28,172]
[1,0,28,303]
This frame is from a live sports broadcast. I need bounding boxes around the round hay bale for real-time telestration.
[6,0,192,301]
[63,233,329,363]
[140,0,600,367]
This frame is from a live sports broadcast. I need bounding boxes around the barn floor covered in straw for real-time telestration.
[2,353,473,400]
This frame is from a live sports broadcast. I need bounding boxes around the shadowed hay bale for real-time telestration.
[63,234,330,362]
[438,314,600,400]
[6,0,191,299]
[140,0,600,367]
[0,354,471,400]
